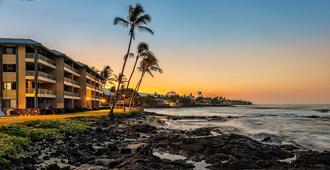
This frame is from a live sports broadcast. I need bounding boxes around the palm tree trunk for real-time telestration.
[126,56,139,90]
[109,32,134,115]
[129,71,145,108]
[132,76,143,108]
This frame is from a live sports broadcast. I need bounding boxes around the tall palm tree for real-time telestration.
[110,3,154,114]
[126,42,149,90]
[129,51,162,108]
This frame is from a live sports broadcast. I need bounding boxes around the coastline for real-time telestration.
[3,110,330,169]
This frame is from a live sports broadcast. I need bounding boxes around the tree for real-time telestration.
[110,3,154,114]
[126,42,149,90]
[129,51,162,108]
[100,65,113,80]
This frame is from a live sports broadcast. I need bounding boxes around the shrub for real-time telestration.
[0,126,64,142]
[0,133,31,166]
[22,120,88,134]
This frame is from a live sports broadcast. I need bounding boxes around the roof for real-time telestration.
[1,38,106,80]
[0,38,41,46]
[50,50,65,56]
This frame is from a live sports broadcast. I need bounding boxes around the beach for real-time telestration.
[5,107,330,170]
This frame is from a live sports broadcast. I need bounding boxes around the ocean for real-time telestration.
[146,104,330,151]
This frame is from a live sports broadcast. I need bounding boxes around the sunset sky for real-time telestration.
[0,0,329,104]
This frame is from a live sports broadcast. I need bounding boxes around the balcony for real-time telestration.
[3,90,16,99]
[92,95,102,101]
[26,71,56,83]
[86,83,95,89]
[64,91,80,99]
[26,53,56,69]
[64,77,80,88]
[64,63,80,76]
[26,88,56,98]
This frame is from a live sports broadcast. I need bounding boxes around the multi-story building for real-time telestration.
[0,38,105,114]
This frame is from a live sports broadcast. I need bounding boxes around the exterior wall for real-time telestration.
[86,88,92,108]
[55,56,64,108]
[17,45,26,109]
[79,68,87,108]
[2,54,16,64]
[3,72,16,81]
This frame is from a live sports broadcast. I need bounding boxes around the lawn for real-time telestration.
[0,109,137,126]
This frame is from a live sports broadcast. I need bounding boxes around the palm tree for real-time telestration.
[126,42,149,90]
[110,3,154,114]
[129,51,162,108]
[100,65,113,80]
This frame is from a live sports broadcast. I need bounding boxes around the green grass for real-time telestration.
[0,119,90,167]
[0,132,31,166]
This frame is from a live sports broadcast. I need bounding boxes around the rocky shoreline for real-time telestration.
[8,111,330,170]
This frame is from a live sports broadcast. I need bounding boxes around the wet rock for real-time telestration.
[294,151,330,169]
[117,146,132,154]
[187,127,211,136]
[45,163,60,170]
[152,134,294,169]
[108,158,125,168]
[130,124,157,133]
[94,158,112,166]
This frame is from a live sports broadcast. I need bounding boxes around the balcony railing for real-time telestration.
[3,90,16,98]
[86,83,95,89]
[26,53,56,66]
[64,63,80,74]
[26,88,55,95]
[26,71,56,80]
[64,77,80,86]
[92,95,101,99]
[64,91,80,97]
[86,72,93,79]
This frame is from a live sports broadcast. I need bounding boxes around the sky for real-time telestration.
[0,0,329,104]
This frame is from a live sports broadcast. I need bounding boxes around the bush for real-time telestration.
[22,120,88,134]
[0,133,31,166]
[0,126,64,142]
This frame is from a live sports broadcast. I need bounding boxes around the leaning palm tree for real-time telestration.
[126,42,149,90]
[110,3,154,114]
[129,51,162,108]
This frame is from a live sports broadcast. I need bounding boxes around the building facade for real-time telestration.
[0,38,105,114]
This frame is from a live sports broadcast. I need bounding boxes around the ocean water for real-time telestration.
[146,105,330,151]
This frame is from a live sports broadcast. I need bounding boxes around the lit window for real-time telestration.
[3,82,16,90]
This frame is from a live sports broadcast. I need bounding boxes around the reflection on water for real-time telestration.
[146,104,330,151]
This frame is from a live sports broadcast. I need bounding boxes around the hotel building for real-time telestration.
[0,38,105,114]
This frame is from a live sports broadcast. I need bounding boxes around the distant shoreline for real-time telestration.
[144,103,252,109]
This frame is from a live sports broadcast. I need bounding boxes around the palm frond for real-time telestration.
[137,42,149,53]
[145,70,154,77]
[130,3,145,21]
[114,17,129,27]
[123,52,135,60]
[137,26,154,34]
[135,14,151,25]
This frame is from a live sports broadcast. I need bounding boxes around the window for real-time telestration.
[3,47,16,54]
[3,64,16,72]
[3,82,16,90]
[3,100,11,108]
